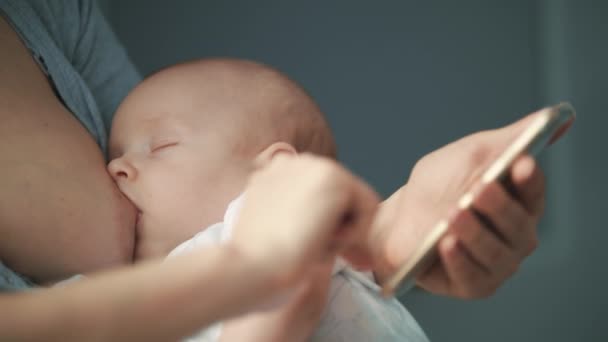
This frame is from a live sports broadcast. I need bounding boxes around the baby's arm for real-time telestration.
[220,263,332,342]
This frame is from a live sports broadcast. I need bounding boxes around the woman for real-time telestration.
[0,0,545,340]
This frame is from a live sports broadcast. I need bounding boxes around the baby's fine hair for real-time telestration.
[154,58,337,159]
[220,58,337,160]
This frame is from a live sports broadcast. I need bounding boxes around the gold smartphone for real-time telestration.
[381,102,576,297]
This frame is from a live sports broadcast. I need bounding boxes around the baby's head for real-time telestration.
[108,58,335,260]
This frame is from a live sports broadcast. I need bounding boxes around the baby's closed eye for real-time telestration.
[150,140,179,153]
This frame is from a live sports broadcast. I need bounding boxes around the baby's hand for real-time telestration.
[220,261,333,342]
[230,153,379,295]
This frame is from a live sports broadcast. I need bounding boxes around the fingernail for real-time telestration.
[519,157,536,179]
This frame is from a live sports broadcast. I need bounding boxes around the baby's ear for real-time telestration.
[254,142,297,169]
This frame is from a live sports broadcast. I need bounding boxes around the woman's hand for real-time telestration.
[230,153,380,292]
[372,113,565,298]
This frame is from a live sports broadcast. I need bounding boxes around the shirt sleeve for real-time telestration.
[0,0,141,153]
[65,0,141,131]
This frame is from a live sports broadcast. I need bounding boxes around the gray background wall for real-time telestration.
[101,0,607,340]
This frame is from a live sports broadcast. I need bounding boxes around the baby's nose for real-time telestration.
[107,157,137,182]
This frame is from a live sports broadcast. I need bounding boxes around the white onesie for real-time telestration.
[168,195,429,342]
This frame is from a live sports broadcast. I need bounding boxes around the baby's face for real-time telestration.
[108,90,252,260]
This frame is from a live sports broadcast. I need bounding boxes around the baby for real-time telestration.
[107,58,428,342]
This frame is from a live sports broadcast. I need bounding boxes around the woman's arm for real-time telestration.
[0,246,275,342]
[1,151,379,341]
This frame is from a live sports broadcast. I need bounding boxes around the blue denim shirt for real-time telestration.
[0,262,34,291]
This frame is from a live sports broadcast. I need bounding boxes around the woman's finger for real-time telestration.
[510,155,546,217]
[448,209,513,273]
[438,234,496,299]
[471,181,534,253]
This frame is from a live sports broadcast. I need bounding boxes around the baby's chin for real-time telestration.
[133,215,208,261]
[132,217,170,261]
[133,236,172,262]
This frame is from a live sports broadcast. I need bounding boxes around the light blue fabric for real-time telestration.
[311,265,430,342]
[0,0,141,290]
[0,0,141,154]
[0,262,35,291]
